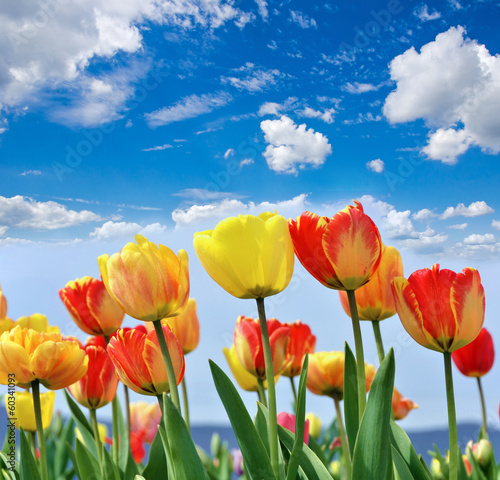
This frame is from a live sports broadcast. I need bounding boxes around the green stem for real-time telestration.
[290,377,298,413]
[31,380,49,480]
[257,378,268,407]
[371,321,386,365]
[153,320,181,412]
[105,335,119,464]
[346,290,367,420]
[28,431,37,461]
[181,377,190,433]
[476,377,488,439]
[89,408,104,473]
[257,297,280,480]
[333,394,351,479]
[444,352,458,480]
[124,384,131,440]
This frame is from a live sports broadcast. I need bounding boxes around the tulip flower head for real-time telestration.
[193,212,294,299]
[391,264,485,352]
[67,344,118,409]
[289,201,382,291]
[305,412,322,440]
[59,277,125,336]
[277,412,310,444]
[306,351,345,399]
[14,313,60,334]
[161,298,200,354]
[392,388,418,420]
[107,326,185,396]
[98,234,190,322]
[339,244,403,321]
[233,316,291,379]
[281,321,316,378]
[0,326,88,389]
[452,327,494,377]
[7,391,55,432]
[130,401,162,444]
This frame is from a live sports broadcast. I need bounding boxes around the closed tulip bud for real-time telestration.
[430,459,445,479]
[392,388,418,420]
[305,413,322,440]
[59,277,125,336]
[307,351,345,399]
[98,234,190,322]
[193,212,294,299]
[7,391,55,432]
[339,244,403,321]
[452,327,494,377]
[468,439,493,468]
[233,316,290,379]
[281,321,316,378]
[107,326,185,396]
[67,344,118,409]
[392,264,485,352]
[0,326,88,389]
[162,298,200,354]
[14,313,60,334]
[289,202,382,291]
[277,412,310,444]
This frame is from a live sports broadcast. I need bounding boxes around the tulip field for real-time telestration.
[0,201,497,480]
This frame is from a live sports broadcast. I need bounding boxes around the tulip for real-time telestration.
[305,413,322,440]
[98,234,190,322]
[107,326,185,396]
[392,264,485,480]
[0,284,7,319]
[7,391,55,432]
[392,388,418,420]
[14,313,60,334]
[193,212,294,299]
[223,345,262,392]
[452,327,494,437]
[282,321,316,378]
[468,439,493,468]
[0,326,88,390]
[233,316,290,380]
[76,423,108,446]
[67,344,118,409]
[307,351,345,399]
[277,412,310,444]
[0,317,14,334]
[59,276,125,336]
[130,401,162,444]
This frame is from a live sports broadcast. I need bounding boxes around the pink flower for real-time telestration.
[277,412,309,444]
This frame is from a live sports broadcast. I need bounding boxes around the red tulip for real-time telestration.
[289,201,382,291]
[281,321,316,378]
[452,327,494,377]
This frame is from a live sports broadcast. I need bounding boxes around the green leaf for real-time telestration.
[209,360,276,480]
[254,406,270,456]
[163,394,209,480]
[102,443,122,480]
[287,354,308,480]
[351,348,395,480]
[391,446,416,480]
[343,342,358,458]
[158,425,175,479]
[142,430,168,479]
[54,416,74,477]
[65,443,81,480]
[306,437,329,469]
[390,421,432,480]
[112,394,135,475]
[75,438,101,480]
[18,429,41,480]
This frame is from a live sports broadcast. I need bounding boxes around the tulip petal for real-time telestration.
[86,279,125,335]
[0,340,34,387]
[234,318,264,377]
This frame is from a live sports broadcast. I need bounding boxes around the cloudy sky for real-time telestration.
[1,0,500,438]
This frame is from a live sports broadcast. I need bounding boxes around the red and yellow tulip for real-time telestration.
[281,321,316,378]
[59,276,125,336]
[289,201,382,291]
[452,327,494,377]
[130,401,162,444]
[392,388,418,421]
[98,234,190,322]
[391,264,485,352]
[0,326,88,389]
[107,326,185,396]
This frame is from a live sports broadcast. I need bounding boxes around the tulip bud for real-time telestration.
[468,439,493,468]
[430,459,444,480]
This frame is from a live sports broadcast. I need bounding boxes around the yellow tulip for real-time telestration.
[193,212,294,299]
[14,313,60,334]
[0,317,15,334]
[7,391,55,432]
[305,412,322,440]
[75,423,108,445]
[162,298,200,354]
[98,234,190,322]
[0,284,7,319]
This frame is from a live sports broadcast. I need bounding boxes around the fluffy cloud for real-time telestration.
[260,116,332,174]
[383,26,500,163]
[222,64,284,92]
[463,233,496,245]
[297,107,335,124]
[492,220,500,230]
[414,5,441,21]
[343,82,378,94]
[258,97,298,116]
[440,201,494,219]
[145,92,232,127]
[448,223,467,230]
[366,159,384,173]
[89,221,166,240]
[0,195,100,231]
[412,208,438,221]
[172,194,308,227]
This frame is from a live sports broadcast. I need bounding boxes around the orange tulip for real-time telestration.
[281,321,316,378]
[67,344,118,409]
[59,277,125,336]
[107,326,185,396]
[392,388,418,420]
[289,201,382,291]
[98,234,190,322]
[0,325,88,389]
[452,327,494,377]
[233,316,290,379]
[391,264,485,352]
[339,245,403,321]
[130,401,162,444]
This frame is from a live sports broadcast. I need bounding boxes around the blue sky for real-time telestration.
[1,0,500,436]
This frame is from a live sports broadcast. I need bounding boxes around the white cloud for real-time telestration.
[222,65,284,92]
[440,201,494,219]
[383,27,500,163]
[414,5,441,21]
[297,107,335,124]
[384,210,418,239]
[343,112,382,125]
[366,159,384,173]
[142,144,173,152]
[240,158,254,167]
[0,226,8,236]
[254,0,268,20]
[258,97,297,116]
[343,82,378,94]
[20,170,42,176]
[448,223,467,230]
[289,10,317,29]
[224,148,235,159]
[399,228,448,250]
[172,194,308,228]
[464,233,496,245]
[90,221,166,240]
[260,115,332,174]
[0,195,100,230]
[145,92,231,127]
[412,208,438,221]
[492,220,500,230]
